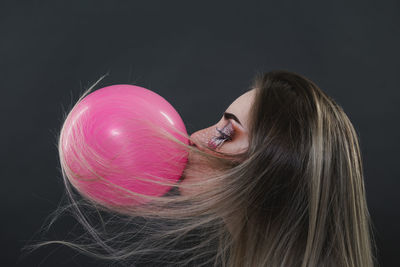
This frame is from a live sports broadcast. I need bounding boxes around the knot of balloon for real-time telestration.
[59,84,189,208]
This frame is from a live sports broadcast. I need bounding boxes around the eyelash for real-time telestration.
[208,121,235,149]
[216,122,234,141]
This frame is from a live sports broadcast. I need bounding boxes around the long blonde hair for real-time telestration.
[28,70,377,266]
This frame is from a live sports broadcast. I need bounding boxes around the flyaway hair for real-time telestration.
[24,70,377,267]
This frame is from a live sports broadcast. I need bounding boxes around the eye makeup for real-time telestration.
[223,112,242,127]
[208,121,235,149]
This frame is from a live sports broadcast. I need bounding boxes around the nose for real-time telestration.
[189,130,203,149]
[189,138,196,147]
[189,126,216,150]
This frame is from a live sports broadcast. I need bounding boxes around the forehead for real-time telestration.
[225,89,256,129]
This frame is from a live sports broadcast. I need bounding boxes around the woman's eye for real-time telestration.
[207,121,235,149]
[217,121,234,140]
[216,127,232,141]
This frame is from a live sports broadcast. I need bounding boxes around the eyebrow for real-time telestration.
[223,112,242,127]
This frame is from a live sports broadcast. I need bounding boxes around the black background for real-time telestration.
[1,1,399,266]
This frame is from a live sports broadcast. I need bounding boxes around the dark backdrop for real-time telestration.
[1,1,398,266]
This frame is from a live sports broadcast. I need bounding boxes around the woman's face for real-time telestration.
[180,89,256,196]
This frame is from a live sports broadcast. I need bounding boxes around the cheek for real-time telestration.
[219,134,249,154]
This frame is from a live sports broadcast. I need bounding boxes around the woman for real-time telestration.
[35,70,376,267]
[177,70,376,266]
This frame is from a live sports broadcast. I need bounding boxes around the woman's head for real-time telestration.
[177,70,376,266]
[180,88,256,196]
[34,70,376,267]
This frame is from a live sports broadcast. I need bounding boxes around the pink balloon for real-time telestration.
[60,84,189,207]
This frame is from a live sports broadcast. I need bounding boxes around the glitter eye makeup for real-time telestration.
[208,121,235,149]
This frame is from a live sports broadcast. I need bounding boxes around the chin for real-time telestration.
[179,151,216,197]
